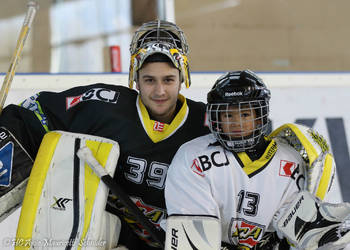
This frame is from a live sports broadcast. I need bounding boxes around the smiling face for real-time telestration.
[219,104,260,139]
[136,61,181,124]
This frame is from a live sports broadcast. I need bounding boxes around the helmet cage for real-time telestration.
[130,20,189,56]
[128,42,190,89]
[207,100,269,152]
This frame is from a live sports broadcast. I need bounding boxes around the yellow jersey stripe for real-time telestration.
[137,94,188,143]
[238,140,277,176]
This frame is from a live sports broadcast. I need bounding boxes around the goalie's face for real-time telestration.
[136,61,181,124]
[220,104,260,139]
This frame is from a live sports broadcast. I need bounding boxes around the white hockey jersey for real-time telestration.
[165,133,307,248]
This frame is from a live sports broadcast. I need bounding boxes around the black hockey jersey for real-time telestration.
[0,83,209,249]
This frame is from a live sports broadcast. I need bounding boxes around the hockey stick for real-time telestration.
[77,147,166,248]
[0,1,39,113]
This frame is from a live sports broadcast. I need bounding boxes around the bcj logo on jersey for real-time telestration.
[66,88,119,110]
[0,142,14,187]
[191,151,229,176]
[279,160,297,177]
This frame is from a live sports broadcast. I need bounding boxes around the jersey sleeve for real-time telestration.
[0,102,47,158]
[165,142,219,218]
[0,83,134,159]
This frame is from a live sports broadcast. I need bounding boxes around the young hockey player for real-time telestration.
[0,20,209,249]
[164,70,350,250]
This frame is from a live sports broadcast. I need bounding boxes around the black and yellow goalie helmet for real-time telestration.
[128,20,191,89]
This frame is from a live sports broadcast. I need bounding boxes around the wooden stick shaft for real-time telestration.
[0,1,38,113]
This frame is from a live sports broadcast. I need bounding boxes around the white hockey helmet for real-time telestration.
[128,20,191,89]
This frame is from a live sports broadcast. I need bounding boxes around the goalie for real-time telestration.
[0,20,210,249]
[164,70,350,250]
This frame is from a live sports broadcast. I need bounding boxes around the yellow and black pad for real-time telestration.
[269,123,336,200]
[16,131,120,250]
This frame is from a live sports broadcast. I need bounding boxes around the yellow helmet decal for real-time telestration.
[128,44,191,89]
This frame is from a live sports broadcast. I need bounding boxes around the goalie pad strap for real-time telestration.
[165,215,221,250]
[16,131,121,249]
[0,126,33,222]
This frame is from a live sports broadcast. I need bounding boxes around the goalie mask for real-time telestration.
[129,20,191,89]
[207,70,271,152]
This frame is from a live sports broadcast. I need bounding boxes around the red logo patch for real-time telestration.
[279,160,296,177]
[66,95,82,110]
[230,218,265,248]
[191,159,204,177]
[153,121,164,132]
[129,197,165,241]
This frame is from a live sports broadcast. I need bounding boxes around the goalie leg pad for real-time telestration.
[16,131,121,249]
[165,215,221,250]
[273,191,350,250]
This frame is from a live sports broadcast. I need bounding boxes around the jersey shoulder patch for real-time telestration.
[0,141,14,187]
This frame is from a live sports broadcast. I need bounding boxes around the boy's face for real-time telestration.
[137,62,181,124]
[219,104,260,139]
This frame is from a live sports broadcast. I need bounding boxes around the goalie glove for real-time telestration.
[273,191,350,250]
[268,123,336,201]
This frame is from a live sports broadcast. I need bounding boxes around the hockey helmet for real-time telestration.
[207,70,271,152]
[129,20,191,89]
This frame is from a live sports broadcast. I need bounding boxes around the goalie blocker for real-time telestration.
[16,131,121,249]
[0,126,33,222]
[273,191,350,250]
[165,215,221,250]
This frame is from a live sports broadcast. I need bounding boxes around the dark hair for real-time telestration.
[144,53,172,64]
[139,53,175,70]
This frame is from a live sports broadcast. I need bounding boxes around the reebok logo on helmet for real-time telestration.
[225,92,243,97]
